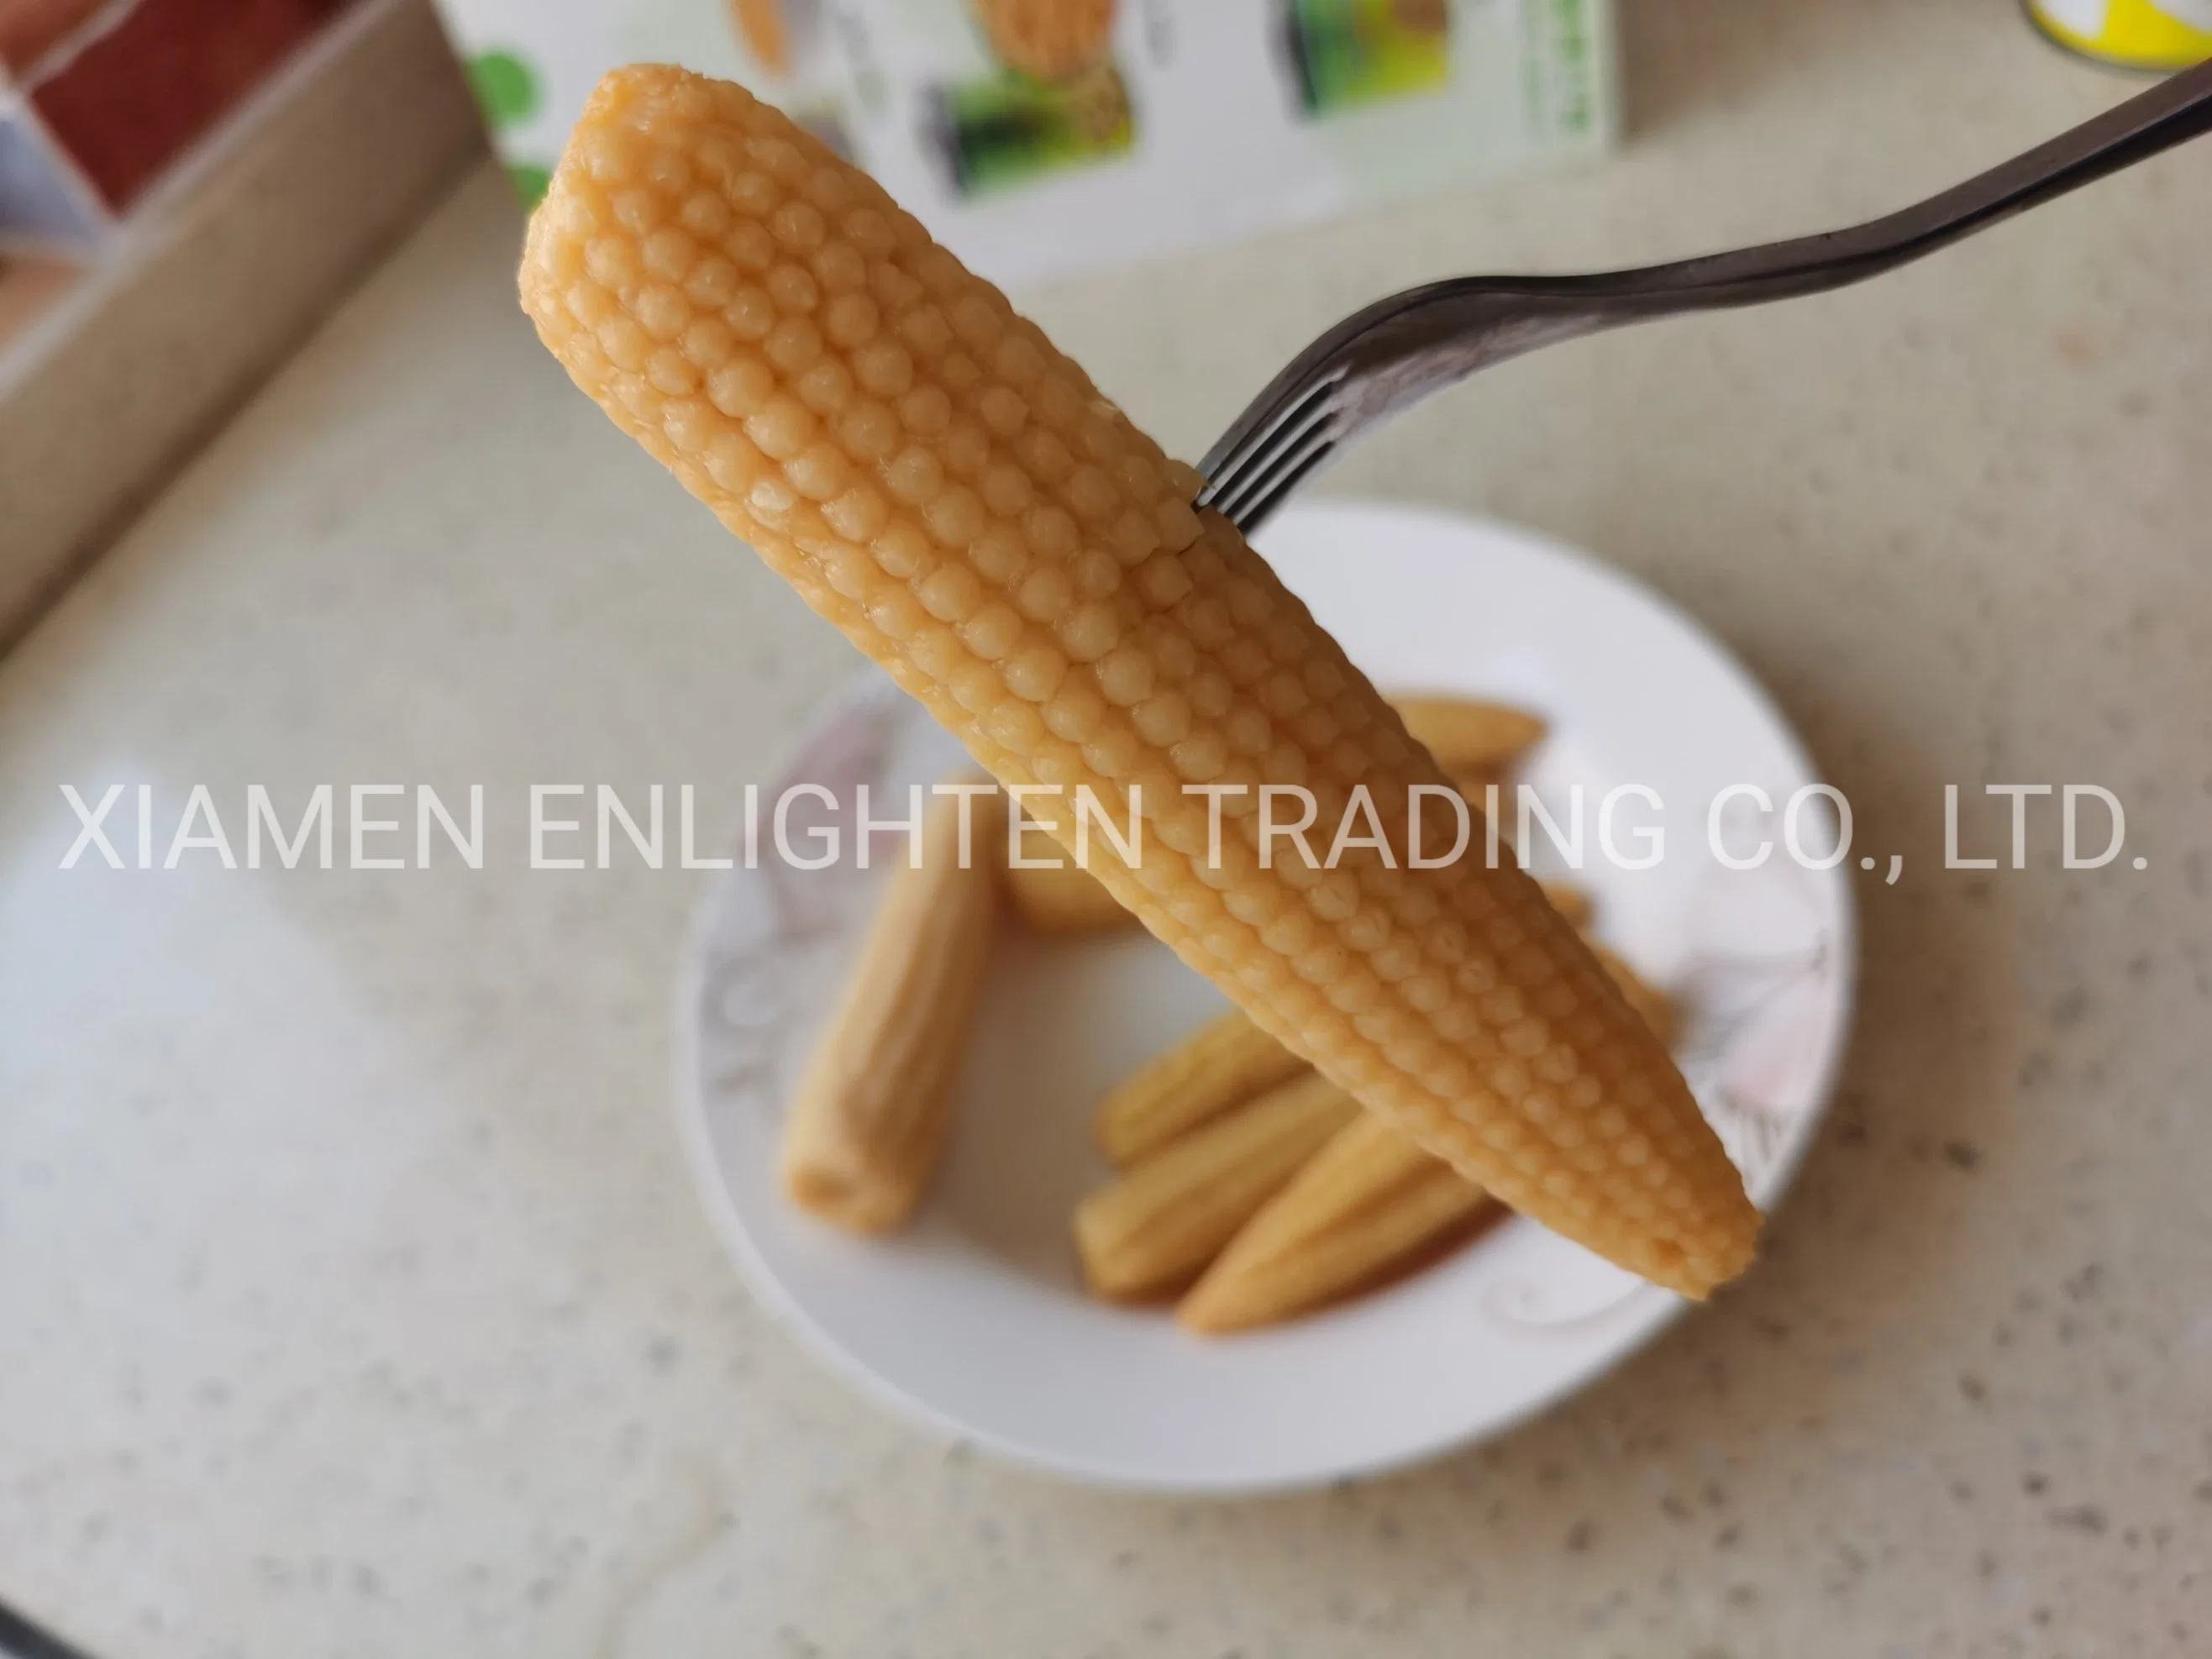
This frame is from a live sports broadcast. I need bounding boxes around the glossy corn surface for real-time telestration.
[1183,927,1675,1331]
[519,66,1758,1295]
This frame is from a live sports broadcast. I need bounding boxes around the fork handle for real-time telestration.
[1583,55,2212,306]
[1200,60,2212,533]
[1368,57,2212,383]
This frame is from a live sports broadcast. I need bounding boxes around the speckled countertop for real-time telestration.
[3,3,2209,1655]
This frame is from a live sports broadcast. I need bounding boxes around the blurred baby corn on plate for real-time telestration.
[675,497,1853,1494]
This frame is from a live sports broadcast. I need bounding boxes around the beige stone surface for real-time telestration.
[2,2,2207,1654]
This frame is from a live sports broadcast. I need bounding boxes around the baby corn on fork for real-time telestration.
[519,66,1758,1296]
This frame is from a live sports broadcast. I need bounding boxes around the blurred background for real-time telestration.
[2,2,2208,1656]
[2,0,2205,638]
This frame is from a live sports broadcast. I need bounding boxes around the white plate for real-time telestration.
[675,499,1855,1494]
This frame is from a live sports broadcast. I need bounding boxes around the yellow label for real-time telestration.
[2030,0,2212,68]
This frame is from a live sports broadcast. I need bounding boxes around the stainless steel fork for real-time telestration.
[1196,57,2212,535]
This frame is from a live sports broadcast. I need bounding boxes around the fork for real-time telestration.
[1196,57,2212,535]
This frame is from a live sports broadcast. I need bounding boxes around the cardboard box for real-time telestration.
[433,0,1618,287]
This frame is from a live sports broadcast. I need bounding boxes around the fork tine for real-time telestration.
[1209,382,1339,519]
[1211,389,1344,526]
[1195,368,1345,512]
[1218,432,1337,536]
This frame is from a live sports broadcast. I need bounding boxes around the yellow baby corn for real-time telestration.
[1451,765,1500,804]
[778,787,1003,1231]
[1390,696,1547,774]
[1590,942,1673,1050]
[1539,879,1591,928]
[1181,931,1672,1333]
[1093,1006,1310,1167]
[518,66,1757,1296]
[1001,847,1138,934]
[728,0,789,76]
[1179,1110,1493,1334]
[1074,1072,1359,1300]
[974,0,1117,82]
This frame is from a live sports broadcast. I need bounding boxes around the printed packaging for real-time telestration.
[435,0,1619,286]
